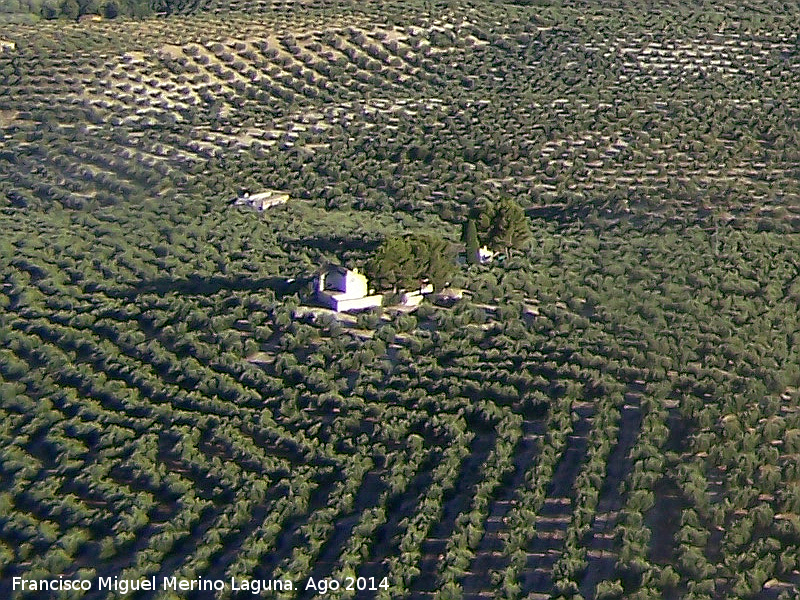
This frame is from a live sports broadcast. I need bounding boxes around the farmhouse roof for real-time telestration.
[319,264,352,276]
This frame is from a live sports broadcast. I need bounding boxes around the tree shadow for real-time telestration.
[526,203,597,223]
[109,274,301,299]
[283,234,383,255]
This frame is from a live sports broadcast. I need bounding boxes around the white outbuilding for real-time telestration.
[315,266,382,312]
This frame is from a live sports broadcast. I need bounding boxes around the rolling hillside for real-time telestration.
[2,1,800,599]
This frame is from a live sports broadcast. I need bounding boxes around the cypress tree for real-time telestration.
[463,218,479,264]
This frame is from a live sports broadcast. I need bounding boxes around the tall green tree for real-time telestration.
[470,198,532,255]
[60,0,79,18]
[367,233,454,292]
[462,218,479,264]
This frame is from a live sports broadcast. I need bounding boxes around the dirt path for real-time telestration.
[411,430,497,593]
[579,396,643,598]
[520,403,594,596]
[461,417,546,599]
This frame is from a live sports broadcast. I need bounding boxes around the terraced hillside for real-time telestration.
[2,1,800,599]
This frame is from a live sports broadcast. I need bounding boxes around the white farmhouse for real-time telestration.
[316,266,382,312]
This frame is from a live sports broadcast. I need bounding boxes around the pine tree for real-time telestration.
[469,198,532,255]
[490,198,532,255]
[368,234,454,291]
[60,0,79,19]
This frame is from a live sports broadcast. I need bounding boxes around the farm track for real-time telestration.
[461,418,546,598]
[410,429,497,594]
[579,397,642,599]
[521,403,594,595]
[352,451,441,598]
[295,468,386,591]
[647,476,686,565]
[647,405,689,568]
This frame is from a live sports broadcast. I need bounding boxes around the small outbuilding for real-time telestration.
[457,245,496,265]
[233,190,289,211]
[316,266,383,312]
[477,245,495,263]
[401,283,434,307]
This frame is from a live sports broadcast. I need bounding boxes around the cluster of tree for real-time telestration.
[463,197,532,262]
[366,233,455,292]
